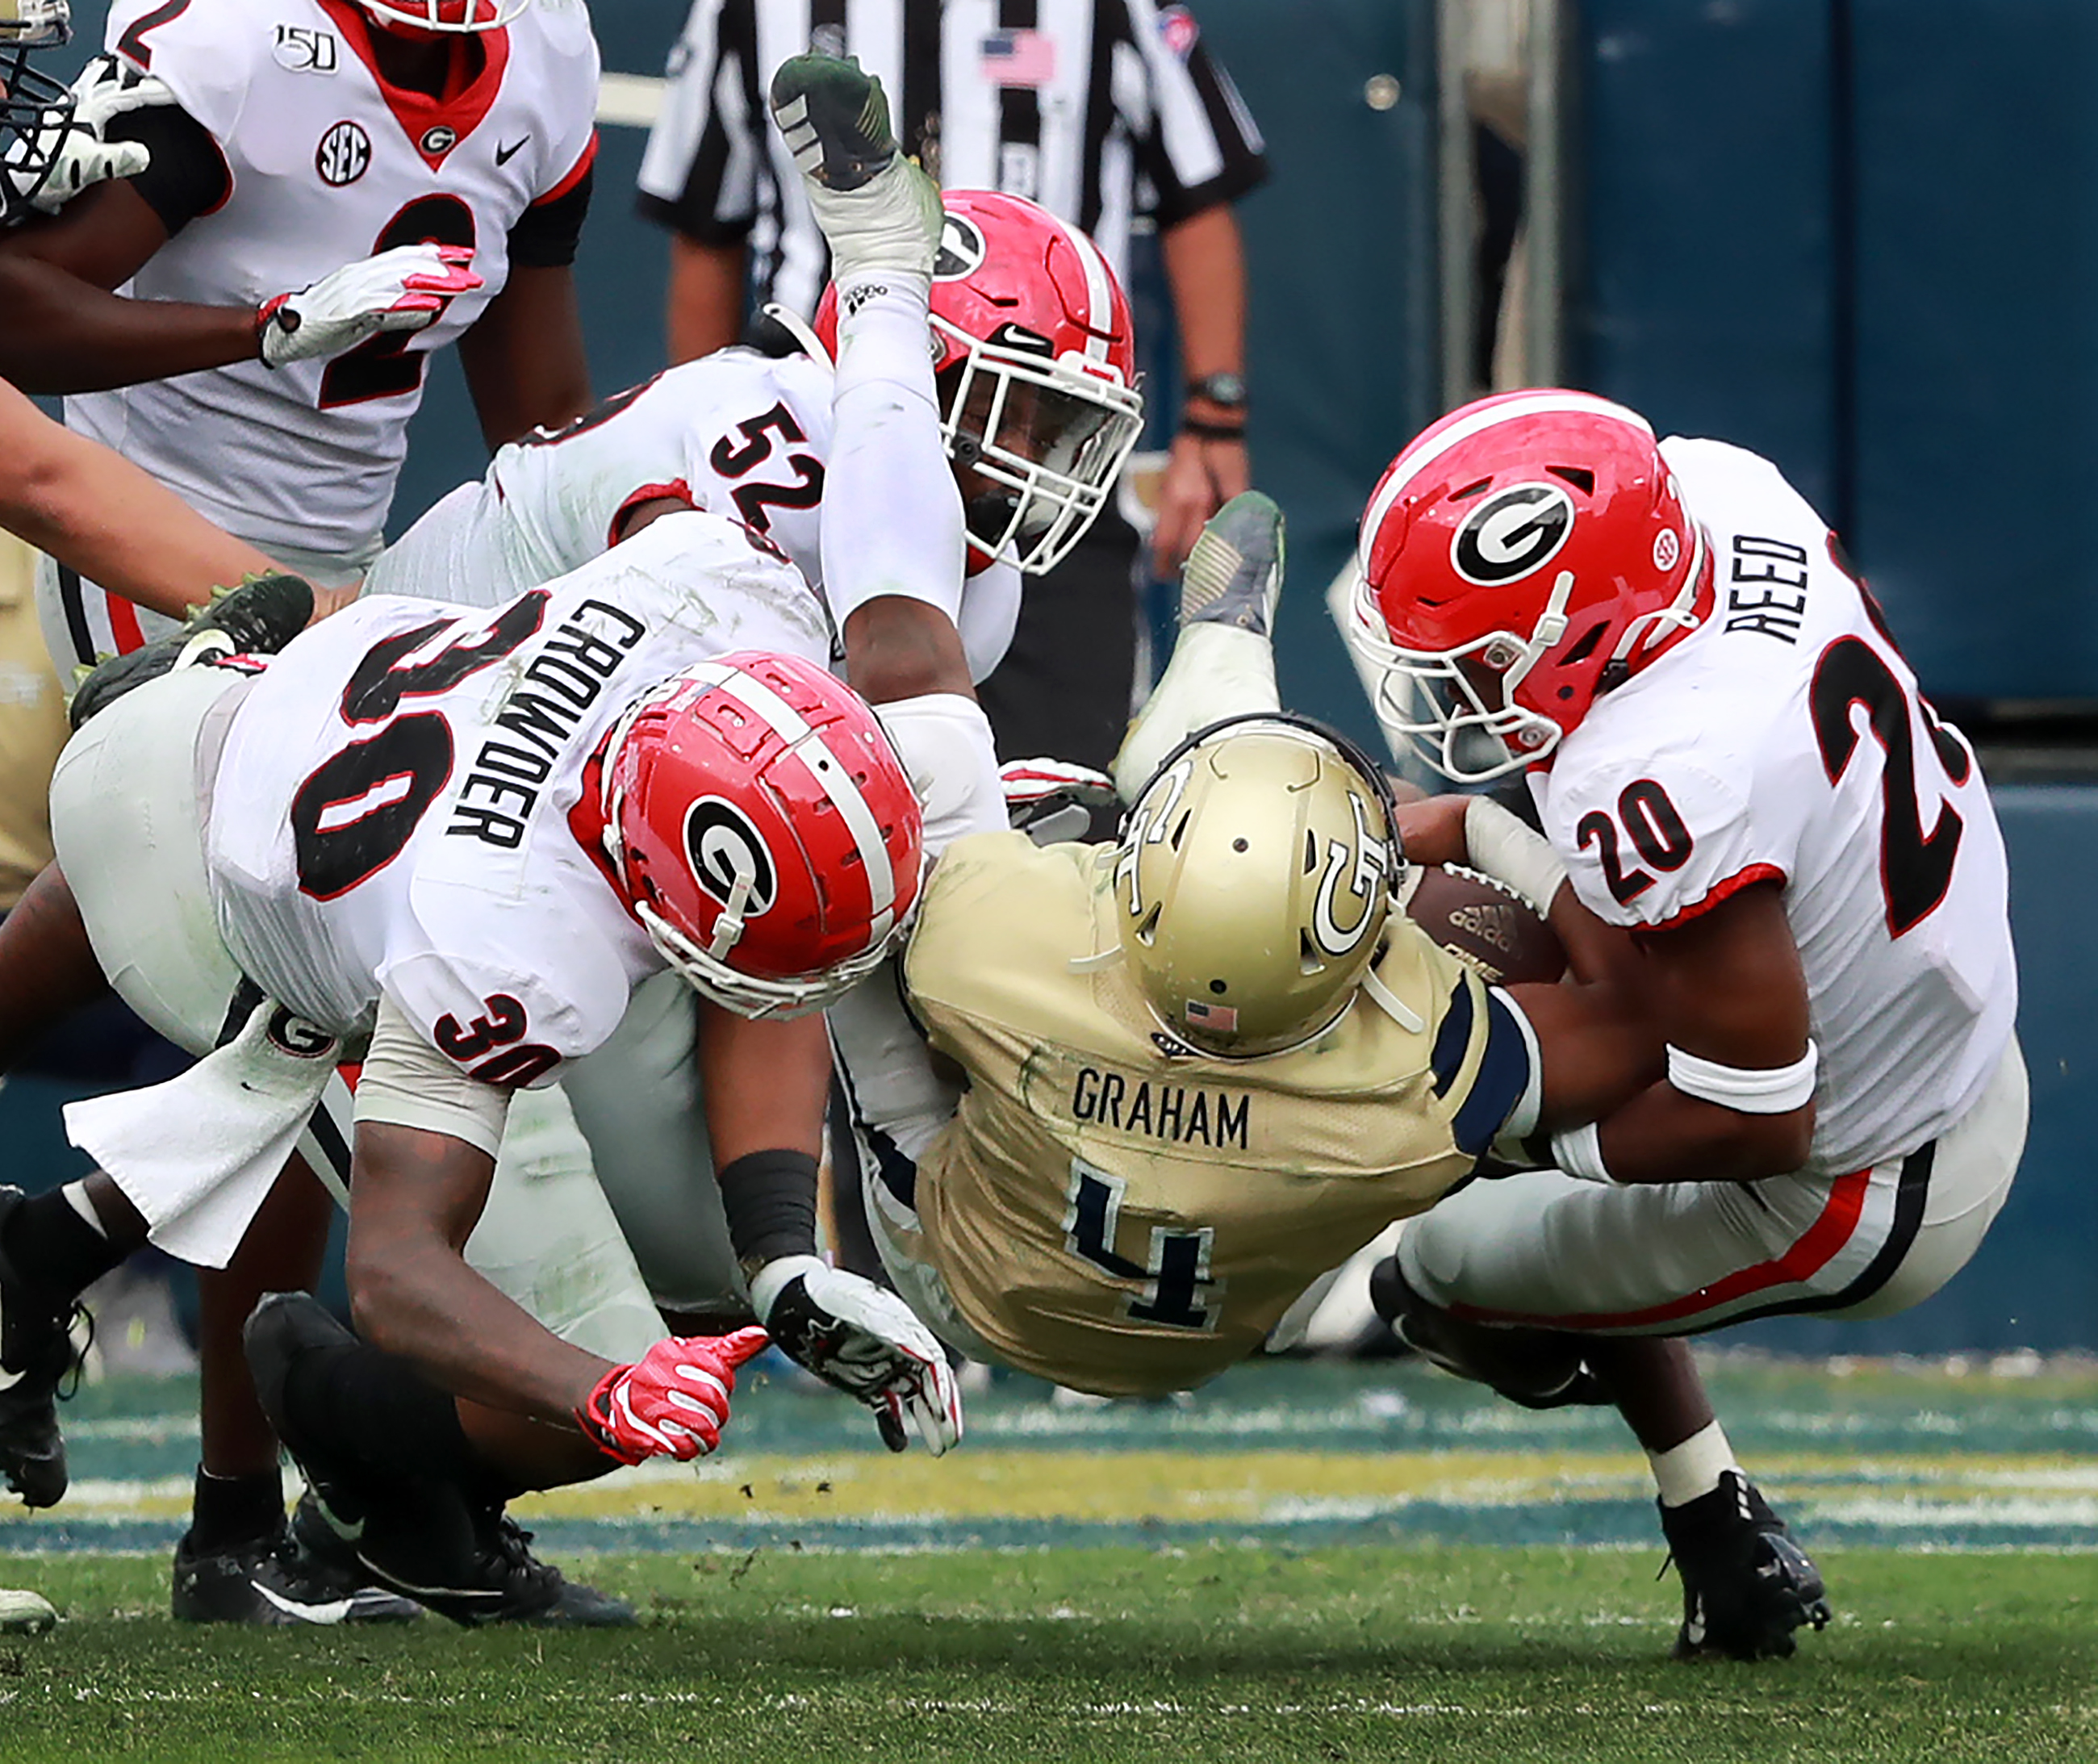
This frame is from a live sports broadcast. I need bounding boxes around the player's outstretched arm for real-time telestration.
[697,1002,963,1455]
[0,179,479,394]
[345,1119,621,1428]
[0,380,272,619]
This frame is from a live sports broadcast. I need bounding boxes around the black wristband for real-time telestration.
[1181,416,1248,442]
[717,1148,821,1271]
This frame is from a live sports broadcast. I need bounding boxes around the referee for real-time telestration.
[637,0,1267,780]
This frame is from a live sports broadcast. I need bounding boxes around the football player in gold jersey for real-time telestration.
[829,490,1830,1662]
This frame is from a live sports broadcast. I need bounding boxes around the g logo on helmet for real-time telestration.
[683,797,778,917]
[1450,483,1576,587]
[934,214,988,281]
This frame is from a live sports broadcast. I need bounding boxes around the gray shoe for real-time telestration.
[769,50,941,280]
[1180,491,1285,638]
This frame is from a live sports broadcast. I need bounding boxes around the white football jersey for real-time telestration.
[205,511,833,1079]
[362,352,1025,684]
[1533,437,2017,1176]
[67,0,600,562]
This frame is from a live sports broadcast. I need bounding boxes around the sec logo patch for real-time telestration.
[316,119,370,187]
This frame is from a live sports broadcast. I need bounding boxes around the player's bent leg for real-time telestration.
[1394,1173,1833,1661]
[1821,1035,2027,1322]
[246,1294,635,1628]
[1113,491,1285,801]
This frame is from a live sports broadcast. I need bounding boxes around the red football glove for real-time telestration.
[575,1326,770,1467]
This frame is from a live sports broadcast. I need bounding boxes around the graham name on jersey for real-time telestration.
[1069,1065,1252,1148]
[447,597,648,848]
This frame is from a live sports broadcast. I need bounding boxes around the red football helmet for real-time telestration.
[809,190,1144,575]
[599,651,923,1018]
[1346,390,1712,782]
[349,0,526,36]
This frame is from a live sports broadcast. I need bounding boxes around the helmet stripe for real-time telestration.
[685,660,899,932]
[1357,391,1655,572]
[1055,215,1115,366]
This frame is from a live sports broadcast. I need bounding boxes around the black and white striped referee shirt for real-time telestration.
[637,0,1265,325]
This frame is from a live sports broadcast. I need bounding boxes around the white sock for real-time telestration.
[1648,1418,1740,1508]
[1113,623,1279,803]
[63,1181,109,1239]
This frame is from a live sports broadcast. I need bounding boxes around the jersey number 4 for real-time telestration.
[1064,1161,1218,1331]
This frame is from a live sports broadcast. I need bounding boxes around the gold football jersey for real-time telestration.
[905,832,1535,1396]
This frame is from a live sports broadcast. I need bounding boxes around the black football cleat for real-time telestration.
[247,1292,633,1629]
[768,49,899,192]
[0,1187,86,1510]
[69,571,316,729]
[1367,1253,1608,1410]
[172,1519,422,1626]
[1660,1469,1833,1662]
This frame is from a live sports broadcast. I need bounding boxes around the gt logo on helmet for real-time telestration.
[683,797,777,916]
[1309,793,1391,959]
[1451,484,1576,587]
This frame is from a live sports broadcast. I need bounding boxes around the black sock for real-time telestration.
[2,1189,129,1310]
[187,1466,286,1551]
[282,1338,494,1496]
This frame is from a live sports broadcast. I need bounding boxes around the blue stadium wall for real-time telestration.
[23,2,2092,1349]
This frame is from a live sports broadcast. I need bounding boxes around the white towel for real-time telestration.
[64,997,339,1269]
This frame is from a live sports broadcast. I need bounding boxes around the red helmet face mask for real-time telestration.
[1345,390,1711,783]
[350,0,525,36]
[600,651,923,1018]
[809,190,1143,576]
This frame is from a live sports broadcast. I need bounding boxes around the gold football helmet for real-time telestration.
[1110,714,1402,1057]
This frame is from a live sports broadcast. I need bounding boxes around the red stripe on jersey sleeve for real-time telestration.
[1645,862,1788,931]
[1447,1164,1873,1331]
[534,130,600,207]
[106,592,145,656]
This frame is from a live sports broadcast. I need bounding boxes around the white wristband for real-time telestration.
[1549,1121,1615,1185]
[1463,796,1570,917]
[1666,1041,1820,1114]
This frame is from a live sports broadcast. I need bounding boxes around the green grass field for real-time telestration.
[0,1549,2091,1762]
[1,1356,2092,1762]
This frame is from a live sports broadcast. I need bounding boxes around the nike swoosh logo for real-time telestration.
[495,136,529,165]
[255,1582,356,1625]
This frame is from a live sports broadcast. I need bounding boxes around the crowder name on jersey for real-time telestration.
[445,595,648,850]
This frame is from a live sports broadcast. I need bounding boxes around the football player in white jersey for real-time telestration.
[0,54,981,1620]
[351,94,1142,1335]
[0,0,602,1622]
[0,0,599,658]
[1344,389,2025,1660]
[0,547,952,1622]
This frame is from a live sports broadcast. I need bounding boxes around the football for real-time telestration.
[1402,863,1567,987]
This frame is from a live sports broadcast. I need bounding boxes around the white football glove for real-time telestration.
[257,243,482,369]
[575,1326,769,1467]
[2,56,173,217]
[750,1255,963,1455]
[1001,756,1119,844]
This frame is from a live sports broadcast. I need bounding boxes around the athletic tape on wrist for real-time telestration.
[1463,796,1569,916]
[716,1148,820,1271]
[1665,1040,1820,1114]
[1549,1120,1615,1185]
